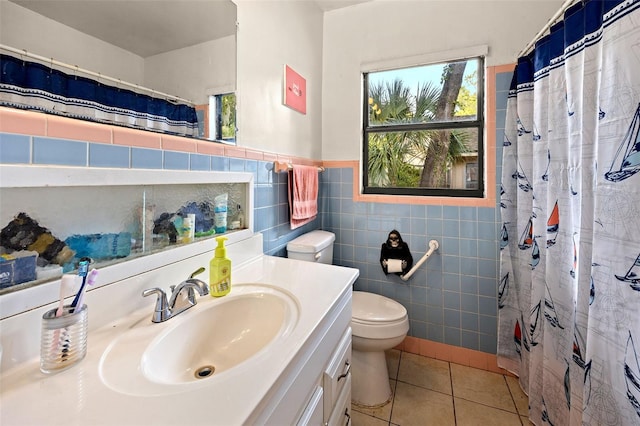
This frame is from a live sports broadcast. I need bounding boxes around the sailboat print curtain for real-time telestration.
[498,1,640,424]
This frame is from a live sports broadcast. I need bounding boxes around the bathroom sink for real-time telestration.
[99,284,299,396]
[142,290,296,384]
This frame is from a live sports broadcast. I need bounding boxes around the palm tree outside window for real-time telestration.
[362,57,484,197]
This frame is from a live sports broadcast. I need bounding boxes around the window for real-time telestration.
[363,57,484,197]
[213,93,236,143]
[197,93,236,143]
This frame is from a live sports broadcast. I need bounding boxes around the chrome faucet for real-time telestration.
[142,268,209,323]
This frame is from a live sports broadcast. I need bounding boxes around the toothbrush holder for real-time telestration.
[40,304,88,374]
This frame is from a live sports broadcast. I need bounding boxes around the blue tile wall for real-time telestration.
[131,147,163,169]
[189,153,211,171]
[0,133,31,163]
[33,137,87,166]
[163,151,190,170]
[89,143,130,168]
[319,70,513,354]
[0,135,320,261]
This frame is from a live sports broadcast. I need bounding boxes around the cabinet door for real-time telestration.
[323,327,351,420]
[296,385,324,426]
[327,374,352,426]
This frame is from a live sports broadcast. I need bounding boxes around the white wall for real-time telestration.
[321,0,563,160]
[0,1,144,85]
[235,0,324,159]
[144,35,236,106]
[0,1,235,105]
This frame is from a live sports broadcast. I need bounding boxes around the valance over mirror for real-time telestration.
[0,53,199,137]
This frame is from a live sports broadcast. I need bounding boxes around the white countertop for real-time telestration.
[0,236,358,425]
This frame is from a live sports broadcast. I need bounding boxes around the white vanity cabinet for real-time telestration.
[323,328,352,425]
[297,385,324,425]
[294,326,353,426]
[294,326,352,426]
[252,288,353,426]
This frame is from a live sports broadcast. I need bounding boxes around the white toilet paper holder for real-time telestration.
[400,240,439,281]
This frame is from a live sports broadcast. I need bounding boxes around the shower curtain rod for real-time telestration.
[0,44,194,106]
[518,0,579,57]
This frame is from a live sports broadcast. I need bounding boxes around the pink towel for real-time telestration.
[288,165,319,229]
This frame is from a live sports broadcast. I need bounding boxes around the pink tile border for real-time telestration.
[245,149,264,161]
[47,115,112,144]
[397,336,514,376]
[113,127,161,149]
[196,140,225,156]
[0,107,47,136]
[161,135,197,152]
[224,146,246,158]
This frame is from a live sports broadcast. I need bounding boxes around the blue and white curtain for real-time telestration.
[0,54,199,137]
[499,1,640,424]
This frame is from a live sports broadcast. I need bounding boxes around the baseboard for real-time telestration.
[395,336,515,377]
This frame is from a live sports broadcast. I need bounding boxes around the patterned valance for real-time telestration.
[0,54,198,137]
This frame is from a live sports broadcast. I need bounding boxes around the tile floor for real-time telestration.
[351,350,531,426]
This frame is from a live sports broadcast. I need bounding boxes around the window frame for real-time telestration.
[213,92,236,144]
[362,56,485,198]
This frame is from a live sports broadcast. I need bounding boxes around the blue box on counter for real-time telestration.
[0,250,38,288]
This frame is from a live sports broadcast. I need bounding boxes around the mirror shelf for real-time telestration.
[0,165,254,317]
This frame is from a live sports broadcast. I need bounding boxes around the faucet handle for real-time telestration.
[190,267,205,279]
[142,287,170,323]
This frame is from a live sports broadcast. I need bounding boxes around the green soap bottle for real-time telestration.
[210,236,231,297]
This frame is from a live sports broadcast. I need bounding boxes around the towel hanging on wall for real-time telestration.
[288,165,318,229]
[380,230,413,275]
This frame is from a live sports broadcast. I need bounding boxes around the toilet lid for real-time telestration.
[352,291,407,323]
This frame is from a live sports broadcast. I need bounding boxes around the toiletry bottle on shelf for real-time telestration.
[209,236,231,297]
[181,214,195,243]
[214,193,228,234]
[237,204,245,229]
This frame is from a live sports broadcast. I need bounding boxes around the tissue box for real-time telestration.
[0,250,38,288]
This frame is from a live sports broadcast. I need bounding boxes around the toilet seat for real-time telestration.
[351,291,409,339]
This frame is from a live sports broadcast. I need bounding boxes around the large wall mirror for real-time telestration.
[0,0,237,142]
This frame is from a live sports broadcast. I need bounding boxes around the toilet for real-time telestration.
[287,230,410,407]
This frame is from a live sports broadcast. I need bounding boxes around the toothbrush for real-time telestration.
[56,274,77,317]
[51,274,77,358]
[70,258,91,312]
[74,269,99,311]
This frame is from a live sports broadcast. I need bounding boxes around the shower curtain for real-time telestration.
[498,1,640,425]
[0,54,199,137]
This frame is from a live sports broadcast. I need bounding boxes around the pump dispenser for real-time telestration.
[209,236,231,297]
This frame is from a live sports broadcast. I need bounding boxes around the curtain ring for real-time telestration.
[50,57,54,74]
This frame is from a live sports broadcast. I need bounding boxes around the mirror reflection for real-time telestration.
[0,0,237,143]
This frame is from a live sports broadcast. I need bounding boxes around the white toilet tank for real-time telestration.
[286,230,335,264]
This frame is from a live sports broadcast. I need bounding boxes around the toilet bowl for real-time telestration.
[351,291,409,407]
[286,230,410,408]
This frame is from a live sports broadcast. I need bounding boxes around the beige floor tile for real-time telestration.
[352,379,395,422]
[386,349,401,380]
[351,409,390,426]
[454,398,522,426]
[391,381,455,426]
[505,375,529,416]
[397,352,452,395]
[450,364,517,413]
[520,415,533,425]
